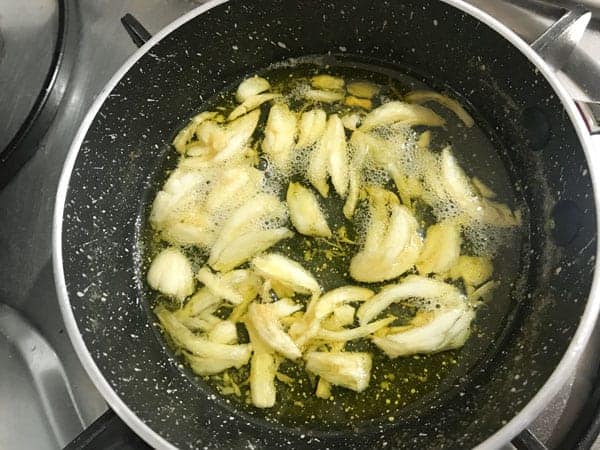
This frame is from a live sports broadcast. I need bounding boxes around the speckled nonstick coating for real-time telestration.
[56,0,597,448]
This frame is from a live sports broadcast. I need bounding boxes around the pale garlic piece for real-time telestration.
[196,266,245,305]
[347,81,380,98]
[172,111,220,153]
[252,253,321,295]
[307,114,349,197]
[286,182,331,238]
[349,187,423,283]
[154,306,251,373]
[187,109,260,162]
[236,76,271,103]
[250,352,278,408]
[228,93,279,121]
[175,287,220,319]
[266,298,303,318]
[262,103,297,172]
[147,247,194,301]
[208,320,238,344]
[357,275,462,325]
[304,351,372,392]
[326,114,349,197]
[345,96,372,110]
[204,166,263,214]
[359,100,445,130]
[440,147,520,227]
[208,193,287,270]
[448,255,494,287]
[247,302,302,360]
[245,318,278,408]
[210,228,293,273]
[311,74,345,90]
[316,317,394,342]
[343,131,369,218]
[177,313,221,333]
[416,220,462,275]
[341,113,362,131]
[290,286,373,348]
[296,109,327,148]
[303,89,345,103]
[404,90,474,127]
[324,304,356,329]
[149,167,211,230]
[372,305,474,358]
[307,130,330,197]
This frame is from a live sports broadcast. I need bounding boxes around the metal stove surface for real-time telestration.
[0,1,598,449]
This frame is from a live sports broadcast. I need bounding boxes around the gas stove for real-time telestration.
[1,1,599,449]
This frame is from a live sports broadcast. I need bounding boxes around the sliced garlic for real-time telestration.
[347,81,380,99]
[215,109,261,161]
[244,317,278,407]
[307,129,330,197]
[349,187,422,283]
[252,253,321,295]
[286,182,331,238]
[155,306,251,361]
[449,255,493,287]
[303,89,345,103]
[149,167,210,230]
[290,286,373,347]
[172,111,220,153]
[324,304,356,329]
[208,193,287,270]
[326,114,349,197]
[357,275,463,325]
[250,352,277,407]
[440,147,520,227]
[228,93,279,121]
[208,320,238,344]
[343,132,369,218]
[262,103,297,172]
[297,109,327,148]
[316,317,394,342]
[304,351,372,392]
[315,378,332,399]
[236,76,271,103]
[210,227,293,273]
[308,114,349,198]
[372,306,474,357]
[416,220,462,275]
[404,90,474,127]
[177,313,221,332]
[175,287,220,319]
[360,101,445,130]
[267,298,303,318]
[147,247,194,301]
[311,74,345,90]
[345,96,372,110]
[247,302,302,360]
[186,352,250,376]
[204,166,263,214]
[341,113,362,131]
[196,267,244,305]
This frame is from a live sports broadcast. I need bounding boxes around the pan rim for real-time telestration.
[52,0,600,448]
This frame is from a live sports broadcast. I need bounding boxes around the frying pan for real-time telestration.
[53,0,600,448]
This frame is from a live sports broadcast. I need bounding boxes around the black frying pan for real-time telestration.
[54,0,599,448]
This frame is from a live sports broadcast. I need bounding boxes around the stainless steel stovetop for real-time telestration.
[1,1,599,449]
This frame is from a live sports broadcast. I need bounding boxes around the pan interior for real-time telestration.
[136,56,530,431]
